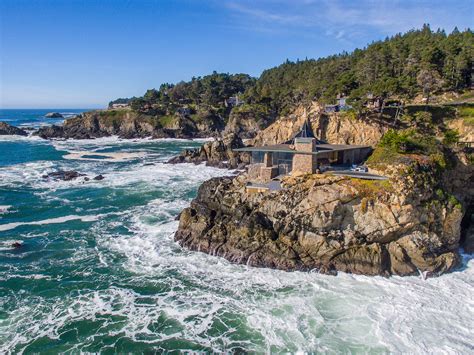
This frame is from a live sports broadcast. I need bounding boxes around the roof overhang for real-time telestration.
[234,144,371,155]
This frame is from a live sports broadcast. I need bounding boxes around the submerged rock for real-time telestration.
[93,174,105,181]
[11,242,23,249]
[0,122,28,136]
[175,159,466,277]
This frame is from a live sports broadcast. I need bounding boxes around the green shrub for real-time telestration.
[379,129,422,153]
[442,129,460,145]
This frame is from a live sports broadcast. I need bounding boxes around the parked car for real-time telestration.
[351,165,368,173]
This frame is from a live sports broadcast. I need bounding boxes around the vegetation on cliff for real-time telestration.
[243,25,473,114]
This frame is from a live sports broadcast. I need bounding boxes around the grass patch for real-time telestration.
[349,179,393,200]
[158,115,176,128]
[458,105,474,126]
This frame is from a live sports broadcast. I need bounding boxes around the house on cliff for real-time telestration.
[324,95,352,113]
[234,118,371,188]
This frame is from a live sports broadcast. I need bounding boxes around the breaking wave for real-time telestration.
[0,134,472,353]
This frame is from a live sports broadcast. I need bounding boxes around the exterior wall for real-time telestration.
[292,138,316,174]
[338,147,372,166]
[260,166,279,181]
[263,152,273,167]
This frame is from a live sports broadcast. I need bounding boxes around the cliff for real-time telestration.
[35,109,223,139]
[249,103,389,147]
[175,151,471,277]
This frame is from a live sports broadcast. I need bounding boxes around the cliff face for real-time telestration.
[249,103,388,146]
[447,118,474,142]
[175,159,464,276]
[35,110,223,139]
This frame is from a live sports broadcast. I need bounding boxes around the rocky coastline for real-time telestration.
[175,154,471,277]
[34,109,224,140]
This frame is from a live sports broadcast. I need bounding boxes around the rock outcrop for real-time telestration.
[42,170,86,181]
[249,103,388,147]
[45,112,64,118]
[168,133,250,169]
[175,158,463,276]
[0,122,28,136]
[35,109,224,140]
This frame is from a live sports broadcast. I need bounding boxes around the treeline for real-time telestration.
[244,25,473,114]
[115,26,473,118]
[128,72,255,116]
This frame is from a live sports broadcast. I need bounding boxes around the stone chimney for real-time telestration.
[292,137,316,174]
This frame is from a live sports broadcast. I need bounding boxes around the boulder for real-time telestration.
[45,112,64,118]
[0,122,28,136]
[167,133,250,169]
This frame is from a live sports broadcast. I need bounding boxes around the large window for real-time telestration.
[251,151,264,164]
[274,152,293,175]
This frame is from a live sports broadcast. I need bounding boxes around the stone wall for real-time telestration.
[292,138,316,174]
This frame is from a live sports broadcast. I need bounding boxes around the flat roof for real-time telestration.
[234,143,371,155]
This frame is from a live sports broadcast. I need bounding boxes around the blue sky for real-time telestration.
[0,0,472,108]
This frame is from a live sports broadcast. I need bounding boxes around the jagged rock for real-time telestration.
[45,112,64,118]
[36,125,65,139]
[42,170,86,181]
[168,133,250,169]
[175,160,464,276]
[0,122,28,136]
[93,174,105,181]
[11,242,23,249]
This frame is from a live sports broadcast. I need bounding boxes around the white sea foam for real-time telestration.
[1,138,472,353]
[51,135,211,152]
[63,150,146,162]
[0,205,12,214]
[0,215,100,232]
[0,134,44,142]
[92,192,474,353]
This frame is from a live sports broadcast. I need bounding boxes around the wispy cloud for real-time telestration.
[222,0,473,41]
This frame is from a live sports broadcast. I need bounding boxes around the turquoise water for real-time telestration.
[0,113,473,353]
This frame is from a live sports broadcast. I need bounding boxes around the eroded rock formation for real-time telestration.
[168,133,250,169]
[175,158,465,276]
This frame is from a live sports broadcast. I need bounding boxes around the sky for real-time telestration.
[0,0,472,108]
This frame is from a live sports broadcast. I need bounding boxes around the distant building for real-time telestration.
[110,103,129,109]
[225,96,244,107]
[324,95,351,113]
[365,93,384,111]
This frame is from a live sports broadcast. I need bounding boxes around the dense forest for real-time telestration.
[112,26,473,118]
[245,25,473,114]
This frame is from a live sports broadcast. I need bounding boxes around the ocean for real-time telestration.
[0,109,473,353]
